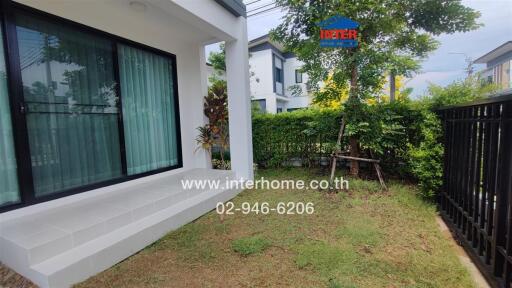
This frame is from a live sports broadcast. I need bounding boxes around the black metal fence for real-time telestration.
[439,94,512,287]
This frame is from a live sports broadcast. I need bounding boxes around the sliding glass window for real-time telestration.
[0,6,181,206]
[16,14,123,197]
[118,44,179,175]
[0,25,20,206]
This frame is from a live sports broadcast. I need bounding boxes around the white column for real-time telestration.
[225,17,254,180]
[198,44,211,168]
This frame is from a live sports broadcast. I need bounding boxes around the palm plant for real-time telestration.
[195,125,214,158]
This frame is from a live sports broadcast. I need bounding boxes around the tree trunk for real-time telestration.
[389,71,396,102]
[348,62,360,176]
[349,137,360,176]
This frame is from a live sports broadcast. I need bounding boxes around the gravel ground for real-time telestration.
[0,263,36,288]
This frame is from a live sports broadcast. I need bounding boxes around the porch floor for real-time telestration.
[0,168,240,288]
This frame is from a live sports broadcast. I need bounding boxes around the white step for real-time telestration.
[0,168,240,288]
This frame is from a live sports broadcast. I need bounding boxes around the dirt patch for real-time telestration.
[0,263,37,288]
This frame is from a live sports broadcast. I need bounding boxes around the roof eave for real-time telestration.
[214,0,246,17]
[474,41,512,64]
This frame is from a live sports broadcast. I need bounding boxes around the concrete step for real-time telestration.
[0,168,240,288]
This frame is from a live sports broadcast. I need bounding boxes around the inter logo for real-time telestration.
[318,15,359,48]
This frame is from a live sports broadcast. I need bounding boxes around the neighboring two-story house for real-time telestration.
[248,34,313,113]
[475,41,512,95]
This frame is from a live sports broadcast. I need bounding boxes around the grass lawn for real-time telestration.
[76,168,474,288]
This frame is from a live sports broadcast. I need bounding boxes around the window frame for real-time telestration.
[272,53,284,95]
[275,67,283,83]
[295,69,302,84]
[0,1,183,213]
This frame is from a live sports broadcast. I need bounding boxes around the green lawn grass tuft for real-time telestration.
[232,236,271,256]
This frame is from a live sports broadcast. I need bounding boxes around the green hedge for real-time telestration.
[252,108,342,167]
[251,103,427,177]
[250,78,491,199]
[251,103,444,198]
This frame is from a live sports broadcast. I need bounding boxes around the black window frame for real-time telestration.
[295,69,302,83]
[251,99,266,112]
[0,1,183,213]
[275,67,283,83]
[272,53,284,95]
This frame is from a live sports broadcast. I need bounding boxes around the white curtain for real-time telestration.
[0,27,20,205]
[118,44,178,175]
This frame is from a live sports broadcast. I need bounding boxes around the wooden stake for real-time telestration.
[335,155,380,163]
[374,163,387,190]
[329,119,345,188]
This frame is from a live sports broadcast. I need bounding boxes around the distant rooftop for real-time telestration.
[249,34,285,51]
[474,41,512,64]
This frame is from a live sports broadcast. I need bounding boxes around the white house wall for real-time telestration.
[172,0,242,42]
[248,43,314,113]
[287,96,311,109]
[283,57,309,97]
[283,57,312,109]
[12,0,229,172]
[250,49,274,98]
[249,49,281,113]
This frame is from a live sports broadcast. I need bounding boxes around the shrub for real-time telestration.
[252,108,342,168]
[231,236,270,256]
[196,79,229,167]
[406,110,443,198]
[416,76,497,110]
[252,103,423,177]
[343,100,423,177]
[212,159,231,170]
[250,77,493,199]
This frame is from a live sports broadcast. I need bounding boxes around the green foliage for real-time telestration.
[251,100,264,115]
[252,103,421,176]
[287,84,304,97]
[212,150,230,161]
[196,79,229,167]
[252,75,494,199]
[344,100,407,156]
[252,108,342,167]
[207,43,225,72]
[271,0,481,99]
[415,76,498,110]
[407,76,496,198]
[407,110,444,199]
[231,236,270,256]
[271,0,481,178]
[195,125,214,155]
[203,80,228,125]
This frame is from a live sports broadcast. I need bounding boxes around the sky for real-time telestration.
[207,0,512,98]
